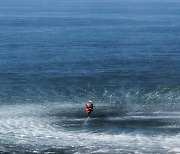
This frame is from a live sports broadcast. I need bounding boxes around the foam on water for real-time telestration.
[0,103,180,153]
[83,117,90,125]
[0,0,180,152]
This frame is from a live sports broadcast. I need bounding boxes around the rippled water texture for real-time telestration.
[0,0,180,153]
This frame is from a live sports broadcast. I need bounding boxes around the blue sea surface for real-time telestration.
[0,0,180,153]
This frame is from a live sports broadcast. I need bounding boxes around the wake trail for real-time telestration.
[83,117,90,125]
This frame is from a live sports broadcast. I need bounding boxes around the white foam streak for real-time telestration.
[0,104,180,153]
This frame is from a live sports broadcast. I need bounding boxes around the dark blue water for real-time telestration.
[0,0,180,153]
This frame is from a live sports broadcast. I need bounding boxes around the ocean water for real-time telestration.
[0,0,180,153]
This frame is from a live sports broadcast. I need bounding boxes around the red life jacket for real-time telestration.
[86,103,92,108]
[86,103,93,112]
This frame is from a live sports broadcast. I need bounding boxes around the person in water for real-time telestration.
[86,100,93,117]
